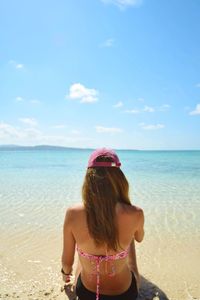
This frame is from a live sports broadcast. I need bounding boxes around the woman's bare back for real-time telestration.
[66,202,144,294]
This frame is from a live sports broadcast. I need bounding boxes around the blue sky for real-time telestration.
[0,0,200,149]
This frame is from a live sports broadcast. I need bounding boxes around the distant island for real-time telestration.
[0,145,139,151]
[0,145,92,151]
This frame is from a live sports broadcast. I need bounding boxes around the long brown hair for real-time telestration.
[82,155,131,251]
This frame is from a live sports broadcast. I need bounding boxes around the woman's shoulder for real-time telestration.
[118,202,143,215]
[64,203,85,223]
[117,203,144,225]
[66,203,84,212]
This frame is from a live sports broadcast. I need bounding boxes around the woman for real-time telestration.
[61,148,144,300]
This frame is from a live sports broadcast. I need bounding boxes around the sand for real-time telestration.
[1,225,200,300]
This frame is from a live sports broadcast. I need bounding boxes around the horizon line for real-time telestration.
[0,144,200,151]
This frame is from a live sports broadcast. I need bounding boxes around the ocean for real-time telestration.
[0,149,200,231]
[0,148,200,299]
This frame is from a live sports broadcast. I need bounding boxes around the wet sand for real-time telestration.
[1,226,200,300]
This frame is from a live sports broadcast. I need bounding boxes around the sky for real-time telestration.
[0,0,200,150]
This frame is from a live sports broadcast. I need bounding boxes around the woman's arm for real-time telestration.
[61,208,76,277]
[128,239,139,274]
[128,239,140,290]
[74,257,82,285]
[128,208,144,290]
[134,209,145,243]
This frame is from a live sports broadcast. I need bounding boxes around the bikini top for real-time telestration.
[77,246,130,300]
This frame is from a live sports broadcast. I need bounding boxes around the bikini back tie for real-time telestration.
[77,246,130,300]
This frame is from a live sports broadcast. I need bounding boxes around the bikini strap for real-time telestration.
[76,246,130,300]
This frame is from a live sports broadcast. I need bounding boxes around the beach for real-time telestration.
[0,148,200,300]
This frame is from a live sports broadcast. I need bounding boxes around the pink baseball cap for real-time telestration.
[88,148,121,168]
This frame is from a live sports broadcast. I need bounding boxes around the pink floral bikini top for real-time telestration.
[77,246,130,300]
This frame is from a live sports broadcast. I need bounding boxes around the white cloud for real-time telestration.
[143,105,155,113]
[19,118,38,127]
[68,83,98,103]
[15,97,41,104]
[16,64,24,69]
[113,101,123,108]
[9,60,24,69]
[189,104,200,116]
[139,123,165,130]
[124,109,140,114]
[23,128,42,138]
[15,96,24,102]
[95,126,123,133]
[124,105,155,114]
[0,122,90,146]
[101,0,142,9]
[0,122,22,139]
[0,122,42,140]
[100,38,115,48]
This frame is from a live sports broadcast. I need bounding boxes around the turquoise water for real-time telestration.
[0,149,200,234]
